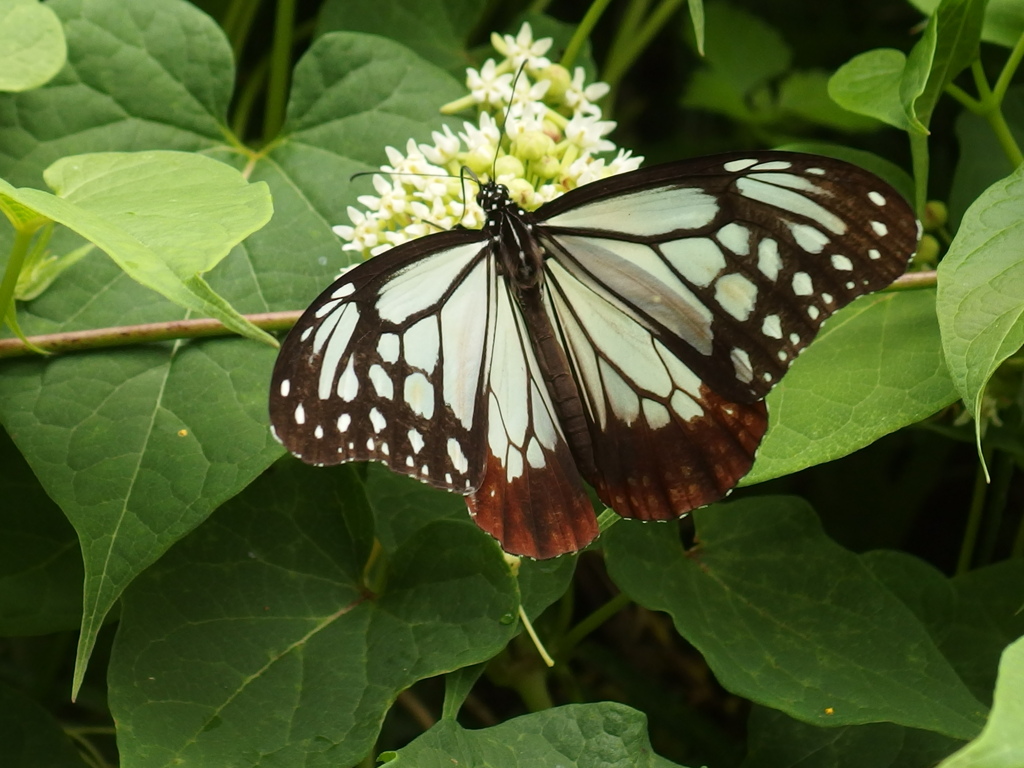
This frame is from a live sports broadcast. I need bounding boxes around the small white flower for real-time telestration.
[565,67,610,115]
[606,148,644,176]
[564,113,617,154]
[466,59,514,108]
[421,124,462,165]
[505,99,549,138]
[497,23,553,71]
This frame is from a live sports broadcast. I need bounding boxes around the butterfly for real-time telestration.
[269,151,917,559]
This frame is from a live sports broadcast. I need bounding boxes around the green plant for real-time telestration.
[1,0,1022,766]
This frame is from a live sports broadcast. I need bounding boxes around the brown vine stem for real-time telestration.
[0,270,938,361]
[0,311,299,359]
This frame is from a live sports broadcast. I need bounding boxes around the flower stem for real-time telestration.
[263,0,296,142]
[557,590,631,659]
[0,226,38,335]
[0,311,298,359]
[562,0,616,70]
[956,450,991,575]
[603,0,683,92]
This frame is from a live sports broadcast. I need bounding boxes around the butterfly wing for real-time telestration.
[535,151,917,520]
[270,230,496,491]
[270,226,599,557]
[467,274,598,558]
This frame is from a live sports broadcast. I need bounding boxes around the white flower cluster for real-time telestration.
[334,22,643,258]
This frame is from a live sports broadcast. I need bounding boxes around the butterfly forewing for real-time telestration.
[538,152,918,403]
[270,230,493,492]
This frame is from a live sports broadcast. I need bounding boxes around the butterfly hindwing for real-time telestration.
[467,277,598,558]
[542,256,768,520]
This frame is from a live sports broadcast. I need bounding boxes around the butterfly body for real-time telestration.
[270,152,917,558]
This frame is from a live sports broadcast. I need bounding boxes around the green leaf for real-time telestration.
[0,0,67,92]
[688,0,706,56]
[904,0,987,131]
[315,0,485,74]
[0,0,462,699]
[828,49,912,130]
[699,2,791,95]
[603,497,987,739]
[747,291,957,484]
[0,680,88,767]
[778,69,882,132]
[384,702,686,767]
[109,459,519,768]
[948,86,1024,228]
[742,706,963,768]
[861,552,1024,708]
[936,164,1024,445]
[938,637,1024,768]
[0,339,285,695]
[0,426,83,636]
[909,0,1024,49]
[9,151,274,344]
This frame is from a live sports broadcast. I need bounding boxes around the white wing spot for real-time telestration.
[757,238,782,281]
[868,191,887,206]
[788,223,829,253]
[871,221,888,237]
[717,222,751,255]
[404,317,441,374]
[642,399,671,429]
[792,272,813,296]
[368,364,394,400]
[762,314,783,339]
[404,372,435,419]
[790,333,800,344]
[406,455,415,467]
[445,472,452,484]
[715,273,758,321]
[731,348,753,384]
[337,357,359,402]
[300,327,313,342]
[294,404,306,425]
[314,299,342,319]
[506,446,524,482]
[447,437,469,473]
[724,158,758,172]
[822,292,834,304]
[408,428,425,454]
[806,167,826,175]
[671,390,703,421]
[377,333,400,363]
[279,379,291,398]
[778,350,788,361]
[665,238,725,287]
[337,414,350,433]
[331,283,355,299]
[526,437,545,469]
[831,254,854,271]
[421,465,430,477]
[314,425,324,439]
[868,248,881,260]
[381,443,390,456]
[369,407,387,433]
[845,280,856,289]
[808,305,821,320]
[753,160,793,171]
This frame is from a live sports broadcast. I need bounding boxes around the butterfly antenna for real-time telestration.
[491,60,530,183]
